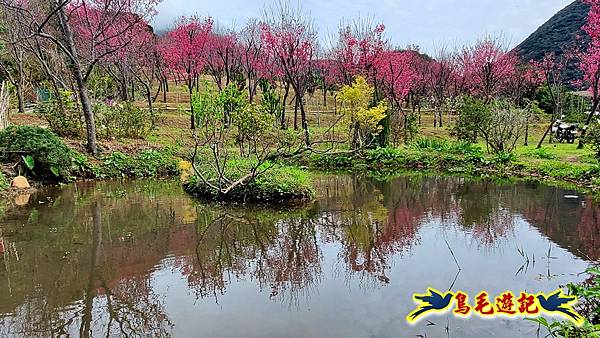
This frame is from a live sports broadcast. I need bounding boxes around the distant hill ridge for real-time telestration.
[516,0,590,82]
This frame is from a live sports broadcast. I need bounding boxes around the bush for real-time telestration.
[412,137,450,152]
[491,151,517,165]
[95,101,152,139]
[34,90,82,137]
[455,96,490,142]
[526,147,557,160]
[0,126,72,179]
[0,171,8,191]
[99,150,179,178]
[483,103,528,153]
[586,124,600,161]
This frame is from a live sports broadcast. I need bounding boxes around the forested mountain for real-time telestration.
[515,0,590,82]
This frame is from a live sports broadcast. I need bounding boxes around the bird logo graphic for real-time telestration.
[407,288,454,323]
[536,290,583,325]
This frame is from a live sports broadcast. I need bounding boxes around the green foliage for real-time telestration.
[0,126,72,179]
[526,147,558,160]
[219,84,247,125]
[338,76,388,149]
[456,98,528,154]
[99,150,179,178]
[0,171,8,191]
[533,161,599,180]
[366,148,404,166]
[411,138,483,157]
[232,103,275,153]
[491,151,517,165]
[568,267,600,324]
[34,90,82,137]
[412,137,450,152]
[586,125,600,161]
[95,101,153,139]
[88,72,119,101]
[70,151,102,178]
[192,81,221,126]
[455,96,490,143]
[529,267,600,337]
[404,112,420,143]
[259,80,283,120]
[534,85,588,120]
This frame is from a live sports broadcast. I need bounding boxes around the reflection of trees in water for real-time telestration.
[509,185,600,260]
[173,209,321,307]
[0,182,177,337]
[315,176,425,286]
[454,180,516,246]
[1,176,599,336]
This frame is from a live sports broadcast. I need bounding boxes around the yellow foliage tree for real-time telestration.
[338,76,388,149]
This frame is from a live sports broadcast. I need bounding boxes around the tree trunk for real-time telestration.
[524,115,530,146]
[294,96,299,130]
[578,98,600,149]
[143,82,155,128]
[281,82,290,129]
[299,98,310,146]
[57,4,98,154]
[537,119,555,149]
[188,85,195,129]
[15,83,24,113]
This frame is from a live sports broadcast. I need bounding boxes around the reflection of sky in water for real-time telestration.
[154,216,589,338]
[0,175,597,337]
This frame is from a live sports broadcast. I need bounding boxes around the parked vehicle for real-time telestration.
[552,120,579,144]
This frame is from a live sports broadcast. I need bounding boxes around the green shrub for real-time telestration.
[568,267,600,324]
[526,147,558,160]
[34,90,82,137]
[531,267,600,337]
[71,151,102,179]
[0,126,72,179]
[366,148,404,166]
[0,171,8,191]
[449,141,483,156]
[586,124,600,161]
[95,101,152,139]
[491,151,516,165]
[534,161,598,180]
[412,137,450,152]
[99,150,179,178]
[454,96,490,143]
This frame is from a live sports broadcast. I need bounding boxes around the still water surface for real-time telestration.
[0,175,598,337]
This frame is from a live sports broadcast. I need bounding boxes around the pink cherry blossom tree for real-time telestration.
[579,0,600,148]
[407,50,432,124]
[331,19,386,86]
[374,50,416,120]
[427,47,458,128]
[205,27,241,92]
[260,1,316,143]
[459,37,519,102]
[0,0,161,154]
[161,16,213,129]
[239,19,264,102]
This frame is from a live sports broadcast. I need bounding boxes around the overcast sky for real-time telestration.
[153,0,574,53]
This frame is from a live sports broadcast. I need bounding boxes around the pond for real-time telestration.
[0,174,598,337]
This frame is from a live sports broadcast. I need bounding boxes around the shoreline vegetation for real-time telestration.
[1,125,598,201]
